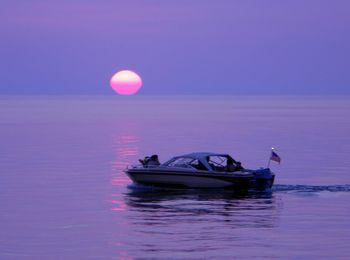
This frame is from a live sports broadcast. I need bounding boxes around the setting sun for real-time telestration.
[110,70,142,95]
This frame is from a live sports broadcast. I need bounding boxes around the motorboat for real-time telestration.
[124,152,275,191]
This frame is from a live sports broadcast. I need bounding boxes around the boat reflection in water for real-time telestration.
[124,185,281,229]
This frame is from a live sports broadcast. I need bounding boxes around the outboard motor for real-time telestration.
[253,168,275,190]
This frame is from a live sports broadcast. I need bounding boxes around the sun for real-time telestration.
[110,70,142,95]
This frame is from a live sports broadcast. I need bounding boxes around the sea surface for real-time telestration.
[1,96,350,259]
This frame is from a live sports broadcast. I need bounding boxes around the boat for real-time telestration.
[124,152,275,191]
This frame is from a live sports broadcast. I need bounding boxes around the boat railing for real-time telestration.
[127,163,198,170]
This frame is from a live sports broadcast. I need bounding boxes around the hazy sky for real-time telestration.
[0,0,349,95]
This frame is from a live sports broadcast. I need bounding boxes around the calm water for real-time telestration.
[1,96,350,259]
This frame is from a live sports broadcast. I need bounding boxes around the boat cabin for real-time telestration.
[162,152,242,172]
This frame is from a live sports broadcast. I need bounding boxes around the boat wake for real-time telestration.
[273,184,350,193]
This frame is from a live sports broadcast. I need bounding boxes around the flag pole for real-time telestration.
[267,147,273,168]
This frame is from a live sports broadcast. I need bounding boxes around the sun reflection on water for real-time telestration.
[109,131,141,258]
[110,132,140,212]
[111,133,140,187]
[108,130,141,217]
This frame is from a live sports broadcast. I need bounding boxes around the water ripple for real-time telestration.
[273,184,350,193]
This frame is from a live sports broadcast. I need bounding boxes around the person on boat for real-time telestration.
[235,161,244,171]
[226,157,244,172]
[148,154,160,166]
[194,160,207,171]
[139,154,160,167]
[206,156,215,171]
[139,156,150,166]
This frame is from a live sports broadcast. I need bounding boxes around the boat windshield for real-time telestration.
[164,157,194,168]
[207,156,228,172]
[164,157,208,170]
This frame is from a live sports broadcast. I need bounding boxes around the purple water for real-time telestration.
[1,96,350,259]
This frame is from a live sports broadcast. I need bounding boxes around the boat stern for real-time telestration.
[252,168,275,190]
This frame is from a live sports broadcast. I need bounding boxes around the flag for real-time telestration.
[270,150,281,164]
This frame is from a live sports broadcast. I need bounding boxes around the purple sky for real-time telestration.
[0,0,349,95]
